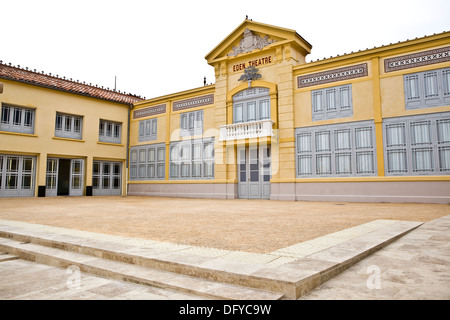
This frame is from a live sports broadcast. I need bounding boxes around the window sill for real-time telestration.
[52,136,85,143]
[0,130,37,137]
[97,141,124,147]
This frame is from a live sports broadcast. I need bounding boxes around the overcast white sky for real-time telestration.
[1,0,449,99]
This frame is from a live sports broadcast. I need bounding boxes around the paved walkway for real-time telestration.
[0,215,449,300]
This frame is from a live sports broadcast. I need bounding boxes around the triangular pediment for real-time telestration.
[205,20,312,64]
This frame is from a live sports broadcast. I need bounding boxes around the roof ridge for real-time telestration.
[0,60,145,105]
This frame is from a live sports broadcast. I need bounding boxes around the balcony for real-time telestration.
[219,119,274,141]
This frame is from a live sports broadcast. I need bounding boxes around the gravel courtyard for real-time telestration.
[0,196,448,253]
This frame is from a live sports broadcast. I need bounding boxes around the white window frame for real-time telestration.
[55,112,83,140]
[232,87,271,124]
[295,121,377,177]
[383,112,450,176]
[138,118,157,142]
[404,67,450,109]
[180,110,203,137]
[311,84,353,121]
[99,119,122,144]
[0,103,35,134]
[129,143,165,181]
[169,138,214,180]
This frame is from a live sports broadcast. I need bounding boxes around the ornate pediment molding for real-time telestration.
[227,28,277,57]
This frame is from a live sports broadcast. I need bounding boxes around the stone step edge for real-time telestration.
[0,220,423,299]
[0,238,284,301]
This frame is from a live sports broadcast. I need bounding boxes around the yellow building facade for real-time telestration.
[0,65,142,197]
[1,20,449,203]
[128,20,450,203]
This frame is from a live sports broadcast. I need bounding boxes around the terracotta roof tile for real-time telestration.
[0,62,144,105]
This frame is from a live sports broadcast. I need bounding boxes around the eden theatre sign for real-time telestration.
[232,55,273,72]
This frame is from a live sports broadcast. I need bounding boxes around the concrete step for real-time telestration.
[0,220,423,299]
[0,252,18,262]
[0,237,283,300]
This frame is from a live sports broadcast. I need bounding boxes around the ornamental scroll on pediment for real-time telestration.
[227,28,277,57]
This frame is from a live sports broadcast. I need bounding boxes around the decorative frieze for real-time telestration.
[173,94,214,112]
[384,46,450,72]
[297,63,368,88]
[227,28,277,57]
[133,104,166,119]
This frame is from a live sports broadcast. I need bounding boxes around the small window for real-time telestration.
[99,120,121,144]
[0,104,35,134]
[55,113,82,139]
[404,67,450,109]
[138,118,157,142]
[180,110,203,137]
[311,84,353,121]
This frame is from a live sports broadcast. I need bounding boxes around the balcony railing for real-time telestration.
[219,119,274,141]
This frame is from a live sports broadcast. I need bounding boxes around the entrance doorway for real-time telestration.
[46,158,84,196]
[237,145,271,199]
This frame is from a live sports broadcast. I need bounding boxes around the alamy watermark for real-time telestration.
[66,265,81,289]
[366,265,381,290]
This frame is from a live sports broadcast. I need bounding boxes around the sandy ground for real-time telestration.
[0,196,448,254]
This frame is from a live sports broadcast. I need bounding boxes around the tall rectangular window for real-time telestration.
[138,118,157,142]
[311,84,353,121]
[169,138,214,180]
[295,121,376,177]
[383,112,450,175]
[99,120,121,144]
[404,67,450,109]
[180,110,203,137]
[55,113,83,139]
[0,104,35,134]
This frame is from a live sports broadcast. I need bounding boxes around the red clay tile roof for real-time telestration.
[0,61,144,105]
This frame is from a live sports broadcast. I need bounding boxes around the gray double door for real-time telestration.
[238,145,271,199]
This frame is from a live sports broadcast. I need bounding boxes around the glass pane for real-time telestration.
[93,162,100,175]
[138,164,146,178]
[411,121,431,145]
[93,177,99,189]
[73,118,81,133]
[316,154,331,175]
[355,127,373,149]
[387,149,407,173]
[192,162,201,177]
[64,116,71,132]
[139,150,146,163]
[340,87,351,109]
[437,119,450,143]
[181,163,190,177]
[157,163,165,178]
[315,131,330,151]
[424,72,438,97]
[22,175,32,189]
[386,124,406,147]
[444,70,450,95]
[103,163,110,175]
[335,153,352,174]
[24,110,33,127]
[297,155,312,175]
[113,177,120,189]
[148,148,156,162]
[406,75,420,100]
[259,99,270,119]
[99,121,105,136]
[72,161,82,174]
[439,146,450,171]
[412,148,433,172]
[113,163,120,175]
[313,91,323,112]
[157,148,165,162]
[6,175,18,189]
[55,114,62,130]
[13,108,21,125]
[114,124,120,138]
[247,101,256,121]
[106,122,112,136]
[6,157,19,172]
[130,150,137,163]
[102,177,110,189]
[297,133,311,153]
[147,164,155,178]
[234,103,243,123]
[22,158,33,172]
[46,176,57,189]
[71,177,81,189]
[326,89,336,110]
[192,144,202,160]
[356,151,374,174]
[335,129,351,150]
[1,106,10,124]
